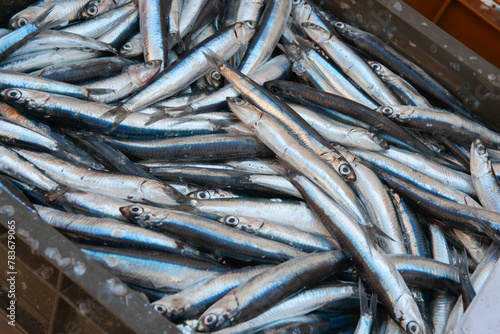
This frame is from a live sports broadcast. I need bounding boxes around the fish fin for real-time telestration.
[202,50,226,71]
[100,106,130,130]
[38,6,69,30]
[366,221,396,242]
[86,88,116,96]
[359,278,368,315]
[44,185,69,203]
[370,292,378,318]
[470,213,500,242]
[143,110,170,125]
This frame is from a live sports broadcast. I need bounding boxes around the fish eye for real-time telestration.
[203,313,218,327]
[339,164,353,176]
[197,191,210,200]
[245,20,256,29]
[381,106,393,115]
[81,47,93,52]
[153,304,167,314]
[292,0,301,5]
[211,71,221,81]
[145,61,156,68]
[122,43,132,50]
[17,17,29,27]
[225,216,239,227]
[476,143,486,154]
[373,135,383,143]
[406,321,420,334]
[129,206,143,216]
[232,97,245,105]
[270,87,281,95]
[335,22,345,29]
[6,89,22,100]
[86,4,99,16]
[371,63,382,71]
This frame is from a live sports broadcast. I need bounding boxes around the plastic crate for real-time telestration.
[1,1,500,333]
[0,189,180,334]
[317,0,500,131]
[403,0,500,68]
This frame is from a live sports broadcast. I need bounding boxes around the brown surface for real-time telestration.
[315,0,500,131]
[403,0,500,68]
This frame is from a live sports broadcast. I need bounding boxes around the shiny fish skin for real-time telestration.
[379,105,500,149]
[470,139,500,212]
[0,144,60,192]
[0,117,60,152]
[197,251,346,331]
[139,0,167,66]
[218,214,339,252]
[238,0,291,75]
[152,265,271,321]
[119,32,142,58]
[211,285,358,334]
[35,205,201,257]
[302,23,400,106]
[104,21,257,124]
[0,88,225,139]
[80,245,226,291]
[14,149,189,207]
[120,204,306,262]
[83,60,162,104]
[291,174,425,334]
[106,134,272,160]
[227,97,370,227]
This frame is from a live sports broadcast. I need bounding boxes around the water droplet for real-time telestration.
[36,264,54,280]
[430,44,438,54]
[45,247,61,259]
[408,41,417,48]
[488,73,496,81]
[73,261,86,276]
[449,61,460,72]
[469,56,478,61]
[393,2,403,11]
[0,205,15,216]
[421,22,428,27]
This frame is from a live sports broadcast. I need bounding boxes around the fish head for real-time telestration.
[119,204,150,226]
[291,0,313,23]
[301,22,331,43]
[9,6,46,29]
[234,21,257,46]
[120,40,140,57]
[332,21,361,40]
[264,80,300,102]
[1,88,50,113]
[394,293,426,334]
[227,97,263,126]
[470,138,491,176]
[139,180,190,207]
[348,128,390,151]
[377,105,413,122]
[196,294,239,332]
[127,60,162,86]
[79,0,117,20]
[368,61,388,78]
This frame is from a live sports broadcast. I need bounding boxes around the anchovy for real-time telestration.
[119,32,142,58]
[354,281,377,334]
[102,21,257,125]
[197,251,346,331]
[378,105,500,149]
[80,245,226,291]
[0,117,60,152]
[152,265,271,321]
[264,80,435,156]
[83,60,162,104]
[238,0,291,74]
[35,205,201,257]
[291,173,425,334]
[120,204,306,262]
[61,3,137,38]
[302,22,400,106]
[14,149,189,207]
[211,284,358,334]
[470,139,500,212]
[96,8,138,48]
[138,0,167,66]
[218,214,339,252]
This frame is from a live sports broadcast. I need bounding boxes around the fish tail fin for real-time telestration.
[100,106,130,130]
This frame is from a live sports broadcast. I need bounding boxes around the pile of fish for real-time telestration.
[2,0,500,333]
